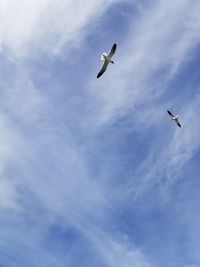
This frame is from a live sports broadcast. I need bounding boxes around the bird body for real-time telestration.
[101,52,107,60]
[167,110,181,127]
[97,43,117,78]
[101,53,114,63]
[172,115,179,120]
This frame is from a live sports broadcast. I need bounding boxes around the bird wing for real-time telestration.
[175,118,181,127]
[97,60,109,78]
[108,43,117,58]
[167,110,175,117]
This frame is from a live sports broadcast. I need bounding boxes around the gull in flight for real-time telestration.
[97,43,117,78]
[167,110,181,127]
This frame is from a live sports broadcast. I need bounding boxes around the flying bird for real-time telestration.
[97,43,117,78]
[167,110,181,127]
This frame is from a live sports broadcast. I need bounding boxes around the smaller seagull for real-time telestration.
[97,43,117,78]
[167,110,181,127]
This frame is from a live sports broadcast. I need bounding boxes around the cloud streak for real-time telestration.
[0,0,200,267]
[0,0,121,57]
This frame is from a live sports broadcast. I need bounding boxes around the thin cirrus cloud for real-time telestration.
[0,0,122,57]
[0,0,200,267]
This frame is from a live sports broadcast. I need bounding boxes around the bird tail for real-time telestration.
[101,52,107,60]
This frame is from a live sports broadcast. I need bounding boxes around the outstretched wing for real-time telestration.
[97,60,109,78]
[175,119,181,128]
[108,43,117,58]
[167,110,175,117]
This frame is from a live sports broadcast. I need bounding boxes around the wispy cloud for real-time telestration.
[0,0,200,266]
[0,0,121,57]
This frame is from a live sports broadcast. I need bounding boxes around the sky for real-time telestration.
[0,0,200,266]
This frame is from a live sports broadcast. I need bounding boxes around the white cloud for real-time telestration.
[87,229,152,267]
[0,0,119,57]
[0,0,200,266]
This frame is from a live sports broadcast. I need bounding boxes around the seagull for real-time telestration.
[167,110,181,127]
[97,43,117,78]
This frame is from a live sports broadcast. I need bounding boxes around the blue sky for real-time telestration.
[0,0,200,266]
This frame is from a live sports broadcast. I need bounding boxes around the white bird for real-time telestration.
[97,43,117,78]
[167,110,181,127]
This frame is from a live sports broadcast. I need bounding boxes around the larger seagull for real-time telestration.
[97,43,117,78]
[167,110,181,127]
